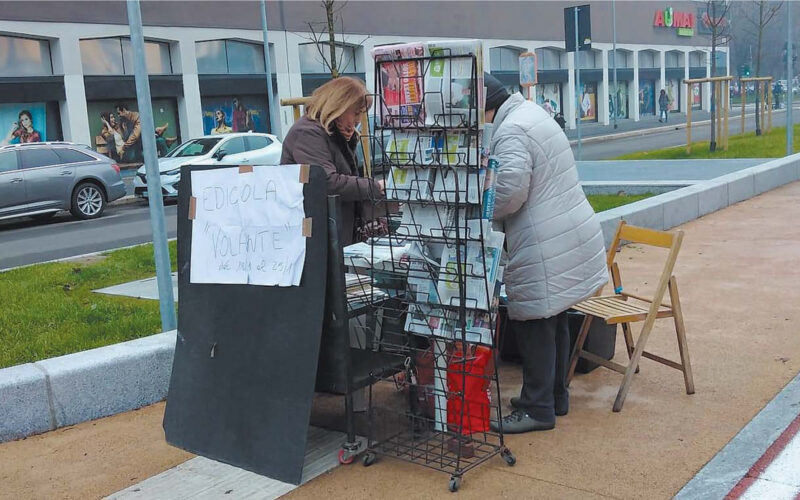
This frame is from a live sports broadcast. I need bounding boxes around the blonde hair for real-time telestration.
[305,77,373,133]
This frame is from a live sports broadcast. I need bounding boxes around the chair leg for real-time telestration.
[567,314,594,385]
[669,277,695,395]
[621,322,640,373]
[613,320,657,412]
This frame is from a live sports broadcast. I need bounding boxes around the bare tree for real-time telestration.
[741,1,783,135]
[303,0,368,80]
[701,0,733,151]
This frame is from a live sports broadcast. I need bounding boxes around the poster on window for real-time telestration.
[201,95,268,136]
[609,81,629,120]
[0,103,47,145]
[579,82,597,122]
[87,98,180,165]
[692,83,702,109]
[536,83,562,117]
[666,79,681,112]
[639,80,656,116]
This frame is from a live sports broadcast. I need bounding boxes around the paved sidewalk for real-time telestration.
[565,109,713,140]
[2,182,800,499]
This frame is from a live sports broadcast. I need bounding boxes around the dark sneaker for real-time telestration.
[491,409,555,434]
[510,397,569,416]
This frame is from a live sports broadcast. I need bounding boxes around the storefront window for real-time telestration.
[579,82,597,122]
[0,103,49,144]
[87,98,180,164]
[639,80,656,115]
[196,40,274,75]
[665,51,682,68]
[298,42,360,74]
[639,50,658,69]
[609,81,629,120]
[578,50,600,69]
[536,48,564,70]
[608,50,631,69]
[80,37,172,75]
[490,47,521,72]
[689,51,706,68]
[201,95,268,135]
[0,35,52,77]
[536,83,562,118]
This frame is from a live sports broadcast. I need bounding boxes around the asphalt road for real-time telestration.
[575,107,800,160]
[0,201,176,271]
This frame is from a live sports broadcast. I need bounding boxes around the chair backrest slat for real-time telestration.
[618,224,675,249]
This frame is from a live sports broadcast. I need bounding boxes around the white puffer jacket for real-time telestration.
[491,93,608,320]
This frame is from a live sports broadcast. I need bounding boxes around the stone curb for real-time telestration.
[1,154,800,443]
[0,331,176,443]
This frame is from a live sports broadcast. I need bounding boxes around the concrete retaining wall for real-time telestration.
[2,154,800,443]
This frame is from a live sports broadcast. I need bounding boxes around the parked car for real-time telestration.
[133,132,282,199]
[0,142,126,221]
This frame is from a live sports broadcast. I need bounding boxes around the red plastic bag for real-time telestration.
[447,344,494,435]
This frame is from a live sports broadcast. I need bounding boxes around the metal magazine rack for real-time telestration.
[344,43,515,492]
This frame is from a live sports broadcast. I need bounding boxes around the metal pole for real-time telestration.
[612,0,618,129]
[260,0,280,137]
[574,6,582,160]
[788,0,794,155]
[126,0,176,331]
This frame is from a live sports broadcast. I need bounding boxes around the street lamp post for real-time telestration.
[260,0,280,137]
[126,0,176,332]
[574,6,582,160]
[788,0,794,156]
[612,0,618,129]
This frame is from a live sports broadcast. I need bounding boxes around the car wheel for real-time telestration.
[70,182,106,220]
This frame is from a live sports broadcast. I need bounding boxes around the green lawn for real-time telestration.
[587,193,654,212]
[614,123,800,160]
[0,192,648,370]
[0,241,177,369]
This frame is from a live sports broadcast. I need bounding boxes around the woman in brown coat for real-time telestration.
[281,77,384,245]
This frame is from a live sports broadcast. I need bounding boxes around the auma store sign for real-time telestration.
[653,7,695,37]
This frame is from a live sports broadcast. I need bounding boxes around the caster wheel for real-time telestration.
[449,476,461,492]
[501,447,516,466]
[337,448,355,465]
[362,452,377,467]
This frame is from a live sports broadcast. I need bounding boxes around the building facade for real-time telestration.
[0,1,727,161]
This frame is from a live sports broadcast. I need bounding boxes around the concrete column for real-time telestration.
[632,49,640,121]
[704,51,711,111]
[174,39,204,140]
[658,50,666,97]
[600,48,610,125]
[683,50,690,114]
[566,53,576,129]
[53,35,90,145]
[270,31,293,139]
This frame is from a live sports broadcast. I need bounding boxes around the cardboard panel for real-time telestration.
[163,164,328,485]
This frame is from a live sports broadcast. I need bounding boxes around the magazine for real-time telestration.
[397,204,483,240]
[424,40,484,128]
[372,43,426,127]
[431,166,485,205]
[430,131,478,167]
[385,166,434,202]
[436,223,504,311]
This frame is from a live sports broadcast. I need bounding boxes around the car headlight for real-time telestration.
[163,168,181,176]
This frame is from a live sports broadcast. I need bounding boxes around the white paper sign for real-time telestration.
[190,165,306,286]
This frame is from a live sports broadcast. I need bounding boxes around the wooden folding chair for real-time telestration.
[566,221,695,412]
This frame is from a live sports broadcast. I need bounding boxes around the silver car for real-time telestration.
[133,132,283,199]
[0,142,126,221]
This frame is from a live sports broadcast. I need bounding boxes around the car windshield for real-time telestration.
[168,138,222,158]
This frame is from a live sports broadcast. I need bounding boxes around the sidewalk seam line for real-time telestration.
[31,363,57,431]
[488,464,623,499]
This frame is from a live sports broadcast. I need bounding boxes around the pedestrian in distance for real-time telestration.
[658,89,669,123]
[280,76,385,246]
[482,72,608,434]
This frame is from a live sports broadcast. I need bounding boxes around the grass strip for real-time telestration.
[0,241,177,369]
[614,123,800,160]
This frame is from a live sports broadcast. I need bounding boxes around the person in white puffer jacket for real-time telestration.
[484,73,608,434]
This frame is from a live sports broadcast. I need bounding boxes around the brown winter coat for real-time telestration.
[281,115,381,245]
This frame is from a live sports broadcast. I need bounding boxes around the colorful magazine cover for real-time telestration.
[372,43,426,127]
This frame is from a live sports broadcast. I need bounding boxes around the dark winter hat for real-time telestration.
[484,72,510,112]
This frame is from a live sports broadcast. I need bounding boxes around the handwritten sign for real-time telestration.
[190,165,306,286]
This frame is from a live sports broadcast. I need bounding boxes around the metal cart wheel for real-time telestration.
[449,476,461,492]
[337,448,356,465]
[501,447,516,466]
[362,452,377,467]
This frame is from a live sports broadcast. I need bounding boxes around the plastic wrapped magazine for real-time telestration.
[431,166,485,205]
[372,43,426,127]
[385,166,434,202]
[436,223,504,311]
[424,40,484,128]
